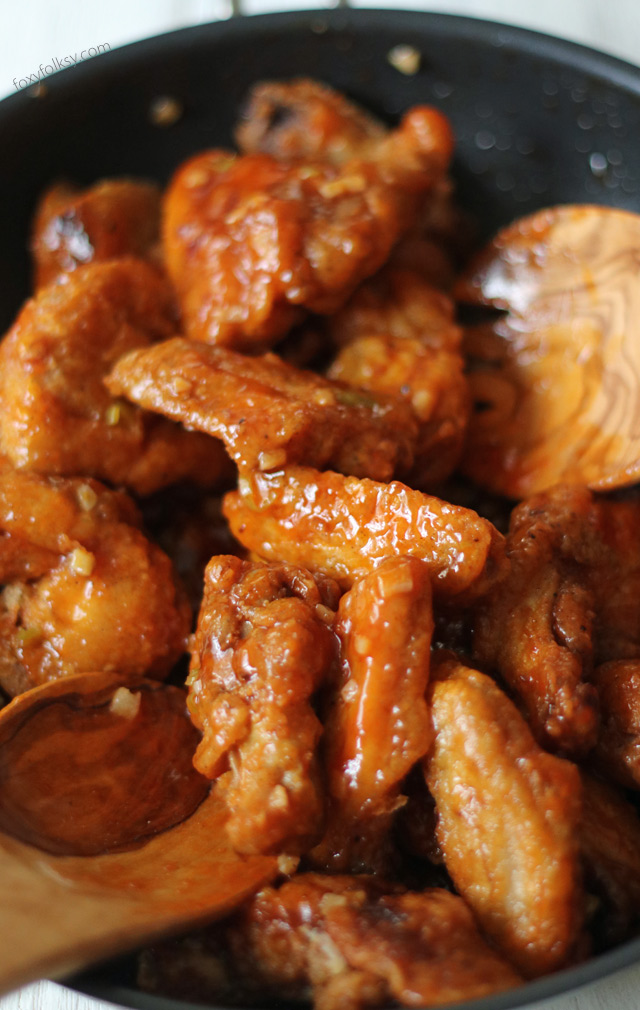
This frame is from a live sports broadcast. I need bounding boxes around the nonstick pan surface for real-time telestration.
[1,8,640,1010]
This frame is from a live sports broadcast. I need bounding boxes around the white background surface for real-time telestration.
[1,2,640,1010]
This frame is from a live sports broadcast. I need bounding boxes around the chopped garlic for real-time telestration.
[387,44,421,75]
[68,547,95,576]
[109,686,142,720]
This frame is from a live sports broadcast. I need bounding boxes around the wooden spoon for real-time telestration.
[0,672,278,996]
[456,205,640,499]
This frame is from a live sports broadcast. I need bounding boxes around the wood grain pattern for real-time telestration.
[0,673,277,998]
[459,206,640,498]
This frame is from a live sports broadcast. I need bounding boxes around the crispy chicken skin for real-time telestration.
[580,772,640,944]
[223,466,506,602]
[312,558,433,874]
[328,265,459,349]
[236,80,464,290]
[106,336,417,482]
[591,660,640,789]
[0,462,190,697]
[236,78,386,164]
[584,494,640,664]
[473,484,599,754]
[163,107,453,349]
[424,653,584,978]
[0,258,228,496]
[474,485,640,754]
[31,179,161,290]
[140,874,521,1009]
[187,556,340,855]
[327,268,469,486]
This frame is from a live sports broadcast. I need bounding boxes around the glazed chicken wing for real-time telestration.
[424,653,584,978]
[582,494,640,664]
[223,466,505,603]
[0,258,228,496]
[106,336,416,481]
[163,106,453,349]
[591,660,640,789]
[31,178,161,290]
[237,81,464,292]
[140,874,521,1010]
[312,558,433,873]
[473,484,599,754]
[327,268,469,486]
[187,556,340,855]
[236,78,386,164]
[328,265,459,349]
[0,462,190,697]
[475,485,640,754]
[580,772,640,944]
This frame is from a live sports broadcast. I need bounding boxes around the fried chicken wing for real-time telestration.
[424,653,584,978]
[0,462,190,697]
[328,265,459,348]
[583,494,640,664]
[236,78,386,164]
[591,660,640,789]
[31,178,161,290]
[106,336,416,482]
[187,556,340,855]
[327,268,469,486]
[0,258,228,496]
[475,485,640,754]
[140,874,521,1009]
[473,485,599,754]
[321,886,521,1007]
[312,558,433,873]
[237,82,462,292]
[580,772,640,944]
[223,466,506,602]
[163,106,453,349]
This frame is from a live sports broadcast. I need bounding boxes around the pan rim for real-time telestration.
[4,7,640,1010]
[0,6,639,117]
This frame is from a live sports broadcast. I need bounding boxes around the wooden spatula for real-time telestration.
[456,205,640,499]
[0,672,278,996]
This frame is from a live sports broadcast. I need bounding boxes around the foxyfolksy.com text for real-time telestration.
[13,44,111,90]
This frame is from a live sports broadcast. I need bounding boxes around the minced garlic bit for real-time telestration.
[109,686,142,720]
[76,482,98,512]
[319,892,350,913]
[2,584,23,615]
[319,174,367,199]
[171,376,192,395]
[104,402,122,426]
[68,546,95,576]
[312,389,336,407]
[412,388,433,413]
[16,626,43,646]
[258,448,287,472]
[387,44,421,76]
[334,388,378,409]
[314,603,335,626]
[269,784,290,812]
[277,853,300,876]
[149,95,183,127]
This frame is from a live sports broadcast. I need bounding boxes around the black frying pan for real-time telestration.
[1,9,640,1010]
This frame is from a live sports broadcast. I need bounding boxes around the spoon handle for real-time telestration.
[0,798,278,998]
